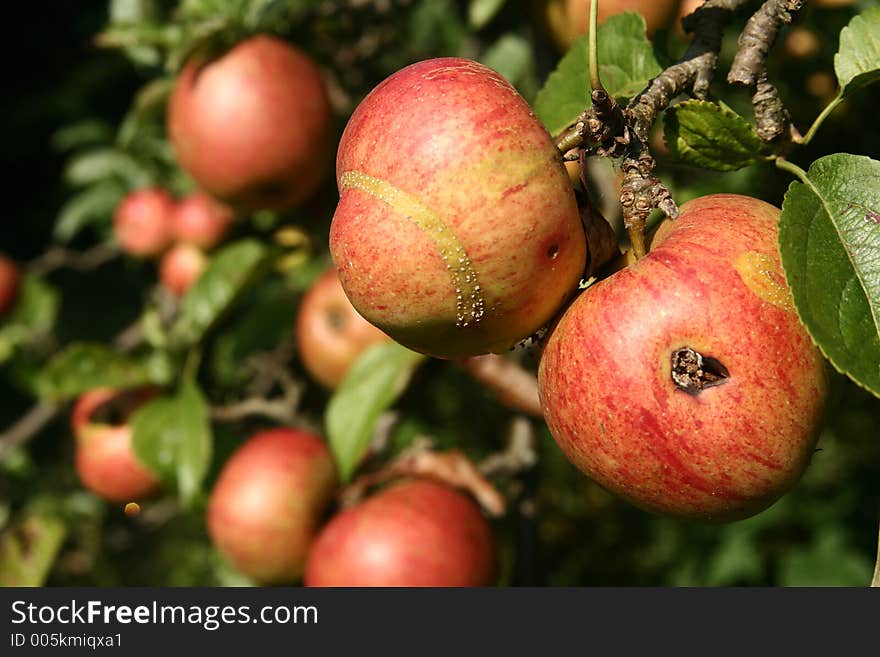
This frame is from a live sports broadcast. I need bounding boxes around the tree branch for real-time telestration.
[339,439,508,517]
[728,0,807,141]
[26,244,120,277]
[555,0,752,258]
[458,354,543,418]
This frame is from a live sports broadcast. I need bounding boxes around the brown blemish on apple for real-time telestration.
[671,347,730,395]
[339,169,486,328]
[733,251,795,313]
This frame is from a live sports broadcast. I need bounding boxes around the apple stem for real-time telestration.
[797,93,844,146]
[588,0,603,93]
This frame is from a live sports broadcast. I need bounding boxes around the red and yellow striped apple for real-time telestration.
[159,242,206,297]
[72,388,162,502]
[0,254,21,317]
[305,479,496,587]
[538,194,828,522]
[296,268,391,389]
[113,188,175,258]
[206,428,338,584]
[329,58,586,359]
[168,36,332,212]
[172,192,234,250]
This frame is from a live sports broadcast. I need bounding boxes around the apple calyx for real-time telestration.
[670,347,731,395]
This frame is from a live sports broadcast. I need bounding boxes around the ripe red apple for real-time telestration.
[541,0,681,50]
[172,192,234,250]
[305,479,496,587]
[159,242,207,297]
[113,188,175,258]
[167,35,332,212]
[72,388,162,502]
[206,428,338,584]
[296,269,392,389]
[0,254,21,317]
[329,57,586,359]
[538,194,828,522]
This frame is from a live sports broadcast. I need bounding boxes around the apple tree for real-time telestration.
[1,0,879,586]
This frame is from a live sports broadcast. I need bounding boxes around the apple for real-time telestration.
[538,194,828,522]
[72,388,162,502]
[0,254,21,317]
[167,35,333,212]
[329,57,586,359]
[172,192,234,250]
[296,269,392,389]
[113,188,175,258]
[541,0,681,50]
[305,479,496,587]
[159,242,207,297]
[206,428,338,584]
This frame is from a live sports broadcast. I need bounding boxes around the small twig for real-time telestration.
[620,0,749,256]
[26,244,120,277]
[0,403,60,461]
[0,312,151,460]
[457,354,543,418]
[479,416,538,477]
[555,0,750,259]
[339,439,507,517]
[210,370,305,426]
[728,0,807,141]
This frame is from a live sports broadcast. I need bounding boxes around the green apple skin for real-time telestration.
[538,194,829,522]
[329,57,586,359]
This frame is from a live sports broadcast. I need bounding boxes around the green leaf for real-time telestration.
[835,7,880,98]
[171,239,268,347]
[54,180,126,243]
[664,100,764,171]
[34,343,169,401]
[63,148,149,187]
[131,380,212,505]
[480,34,537,101]
[0,515,67,586]
[779,153,880,396]
[110,0,159,23]
[52,120,113,152]
[777,530,872,586]
[325,342,426,483]
[469,0,506,30]
[0,276,60,363]
[209,282,298,390]
[408,0,466,57]
[535,12,661,137]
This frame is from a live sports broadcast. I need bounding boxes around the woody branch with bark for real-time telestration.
[556,0,807,258]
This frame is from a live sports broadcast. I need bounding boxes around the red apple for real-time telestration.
[159,242,207,297]
[541,0,681,50]
[206,428,338,584]
[538,194,828,522]
[72,388,162,502]
[172,192,234,250]
[305,479,496,587]
[0,254,21,317]
[113,188,175,258]
[329,58,586,359]
[296,269,392,389]
[167,35,332,212]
